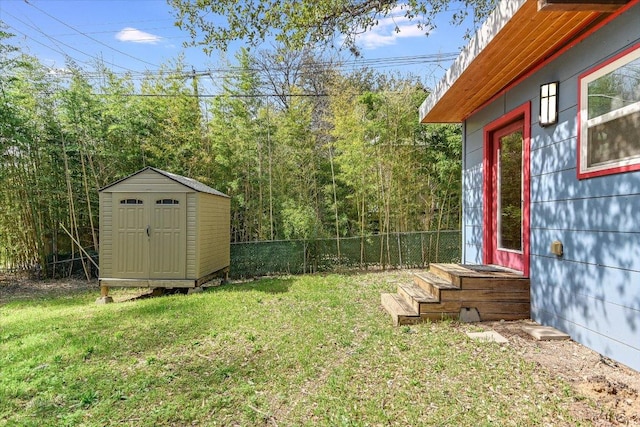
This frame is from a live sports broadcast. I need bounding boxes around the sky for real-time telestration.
[0,0,475,93]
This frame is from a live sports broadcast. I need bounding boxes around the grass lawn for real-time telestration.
[1,271,585,426]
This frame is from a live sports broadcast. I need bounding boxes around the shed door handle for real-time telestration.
[146,225,150,237]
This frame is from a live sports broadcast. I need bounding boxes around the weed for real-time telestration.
[82,346,94,360]
[79,390,98,407]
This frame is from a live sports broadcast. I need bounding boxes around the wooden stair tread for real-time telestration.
[430,263,524,279]
[381,293,419,316]
[381,293,422,326]
[413,271,459,289]
[398,283,438,303]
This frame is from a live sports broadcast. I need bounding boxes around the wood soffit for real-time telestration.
[419,0,630,123]
[538,0,629,12]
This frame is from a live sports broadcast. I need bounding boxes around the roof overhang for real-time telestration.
[419,0,633,123]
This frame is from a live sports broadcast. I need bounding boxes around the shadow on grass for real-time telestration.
[205,277,294,295]
[111,277,295,304]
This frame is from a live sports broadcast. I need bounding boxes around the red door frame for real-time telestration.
[482,102,531,277]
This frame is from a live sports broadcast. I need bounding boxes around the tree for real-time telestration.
[169,0,498,54]
[206,49,269,242]
[0,27,64,271]
[0,23,465,273]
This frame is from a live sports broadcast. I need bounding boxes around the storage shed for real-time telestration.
[98,167,230,297]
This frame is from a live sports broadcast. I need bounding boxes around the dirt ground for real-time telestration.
[475,320,640,426]
[0,274,99,304]
[1,273,639,426]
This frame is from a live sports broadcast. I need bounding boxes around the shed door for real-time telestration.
[114,194,149,279]
[149,194,186,279]
[112,193,186,279]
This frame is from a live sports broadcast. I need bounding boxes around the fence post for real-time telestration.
[303,241,307,274]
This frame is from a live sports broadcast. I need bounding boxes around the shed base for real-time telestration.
[98,267,230,296]
[99,278,199,288]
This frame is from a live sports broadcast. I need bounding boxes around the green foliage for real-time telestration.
[169,0,499,53]
[0,31,462,273]
[330,74,462,236]
[281,200,320,240]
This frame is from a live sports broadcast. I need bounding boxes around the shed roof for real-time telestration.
[100,166,230,197]
[419,0,633,123]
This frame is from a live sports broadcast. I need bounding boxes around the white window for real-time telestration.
[156,199,179,205]
[120,199,143,205]
[579,44,640,178]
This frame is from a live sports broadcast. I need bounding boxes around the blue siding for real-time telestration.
[531,196,640,233]
[532,254,640,311]
[462,4,640,371]
[463,226,483,264]
[531,168,640,202]
[531,230,640,286]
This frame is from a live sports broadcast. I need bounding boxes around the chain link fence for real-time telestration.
[31,231,460,280]
[230,230,461,279]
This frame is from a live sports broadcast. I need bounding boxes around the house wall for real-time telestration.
[195,194,231,278]
[462,4,640,371]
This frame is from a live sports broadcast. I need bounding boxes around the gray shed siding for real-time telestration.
[462,5,640,371]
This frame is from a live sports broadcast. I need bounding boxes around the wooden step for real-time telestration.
[429,263,479,286]
[397,283,438,312]
[429,263,529,289]
[439,289,530,303]
[381,265,531,327]
[420,311,460,321]
[413,271,459,299]
[419,300,462,314]
[470,301,531,320]
[381,293,421,326]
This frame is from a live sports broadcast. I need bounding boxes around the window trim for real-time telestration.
[156,199,180,205]
[120,198,143,205]
[482,102,531,277]
[578,42,640,179]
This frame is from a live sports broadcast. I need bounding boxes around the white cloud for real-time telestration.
[47,67,71,76]
[115,27,162,44]
[354,6,430,50]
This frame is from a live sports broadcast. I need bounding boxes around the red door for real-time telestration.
[483,104,530,276]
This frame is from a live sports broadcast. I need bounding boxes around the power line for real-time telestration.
[91,92,330,98]
[52,28,187,40]
[3,23,95,70]
[37,52,459,80]
[2,5,459,84]
[2,12,139,73]
[25,1,160,68]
